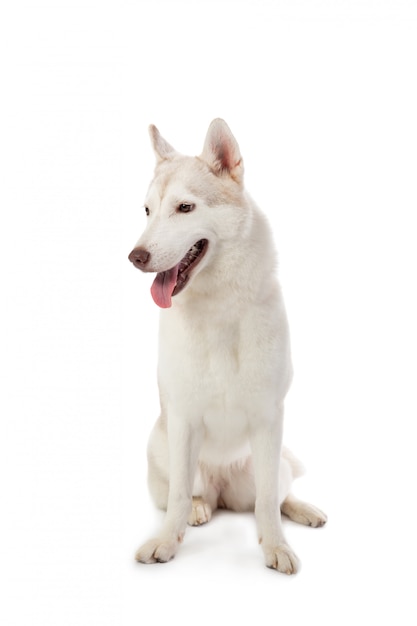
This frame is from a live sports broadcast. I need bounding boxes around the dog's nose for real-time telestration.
[128,247,150,269]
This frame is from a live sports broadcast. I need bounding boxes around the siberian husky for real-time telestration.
[128,119,327,574]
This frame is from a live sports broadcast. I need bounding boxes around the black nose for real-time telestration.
[128,247,150,269]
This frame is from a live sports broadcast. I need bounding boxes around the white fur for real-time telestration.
[129,119,326,573]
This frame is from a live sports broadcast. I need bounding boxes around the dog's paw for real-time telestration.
[281,498,328,528]
[301,503,327,528]
[264,543,299,575]
[135,536,180,564]
[188,497,212,526]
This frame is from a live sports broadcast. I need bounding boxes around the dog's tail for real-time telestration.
[282,446,306,480]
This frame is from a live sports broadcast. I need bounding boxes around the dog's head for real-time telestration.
[128,119,249,308]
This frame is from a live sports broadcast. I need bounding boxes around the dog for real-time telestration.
[128,119,327,574]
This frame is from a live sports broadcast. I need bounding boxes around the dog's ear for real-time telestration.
[201,119,244,183]
[149,125,178,162]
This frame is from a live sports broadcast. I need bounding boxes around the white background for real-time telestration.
[1,0,417,623]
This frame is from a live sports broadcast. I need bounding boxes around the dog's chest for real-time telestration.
[158,307,283,410]
[157,305,288,462]
[159,311,249,388]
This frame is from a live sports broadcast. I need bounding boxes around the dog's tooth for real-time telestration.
[178,240,205,277]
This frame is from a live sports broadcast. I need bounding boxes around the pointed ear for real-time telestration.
[148,125,178,162]
[201,118,244,183]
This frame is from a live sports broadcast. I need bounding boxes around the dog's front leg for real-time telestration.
[136,413,202,564]
[250,406,299,574]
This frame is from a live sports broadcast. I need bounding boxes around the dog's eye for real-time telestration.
[145,206,150,216]
[178,203,194,213]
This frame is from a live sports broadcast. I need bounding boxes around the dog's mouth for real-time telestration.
[150,239,209,308]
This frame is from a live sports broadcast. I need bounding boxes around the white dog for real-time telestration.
[128,119,326,574]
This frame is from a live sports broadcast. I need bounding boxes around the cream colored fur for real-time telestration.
[129,119,326,574]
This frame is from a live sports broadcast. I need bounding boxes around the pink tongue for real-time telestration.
[150,264,180,308]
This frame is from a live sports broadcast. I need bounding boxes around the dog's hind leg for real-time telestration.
[188,496,213,526]
[279,447,327,527]
[147,418,218,526]
[188,467,218,526]
[281,494,327,528]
